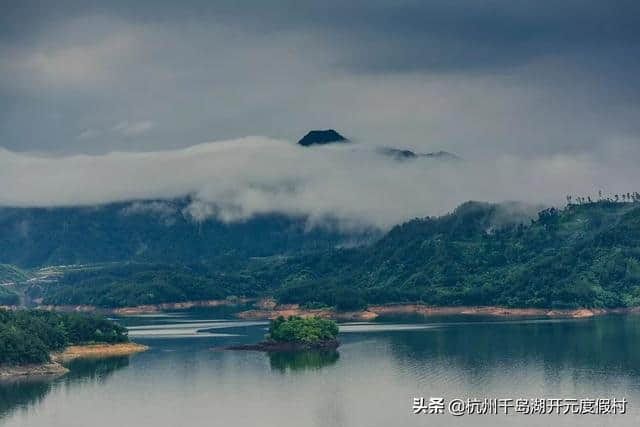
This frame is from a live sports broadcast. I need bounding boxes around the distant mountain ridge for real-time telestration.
[6,198,640,312]
[27,199,640,311]
[0,199,374,268]
[5,127,637,312]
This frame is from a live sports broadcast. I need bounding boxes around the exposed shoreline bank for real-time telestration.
[34,299,640,320]
[234,301,640,320]
[51,342,149,362]
[37,298,251,315]
[0,342,148,379]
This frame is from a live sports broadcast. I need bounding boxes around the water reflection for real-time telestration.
[0,356,130,420]
[269,350,340,373]
[4,314,640,427]
[64,356,130,382]
[382,315,640,382]
[0,378,51,419]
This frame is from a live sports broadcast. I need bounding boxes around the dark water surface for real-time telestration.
[2,311,640,426]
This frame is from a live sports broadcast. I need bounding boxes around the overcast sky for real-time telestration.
[1,1,639,227]
[2,0,638,156]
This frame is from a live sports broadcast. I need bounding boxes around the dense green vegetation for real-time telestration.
[7,199,640,311]
[39,263,264,307]
[267,316,339,343]
[0,264,29,305]
[0,288,19,306]
[0,309,128,365]
[272,200,640,309]
[0,264,30,284]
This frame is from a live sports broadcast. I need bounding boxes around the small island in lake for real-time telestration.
[0,309,147,378]
[227,316,339,351]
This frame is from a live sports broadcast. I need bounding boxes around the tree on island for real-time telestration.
[267,316,339,344]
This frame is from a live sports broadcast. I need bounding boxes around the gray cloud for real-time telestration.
[113,120,154,136]
[1,137,639,229]
[0,1,639,158]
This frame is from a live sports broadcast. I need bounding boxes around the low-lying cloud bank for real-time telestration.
[1,137,639,229]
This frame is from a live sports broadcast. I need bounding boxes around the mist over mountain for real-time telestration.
[2,133,639,231]
[0,199,375,269]
[2,130,639,310]
[5,199,636,311]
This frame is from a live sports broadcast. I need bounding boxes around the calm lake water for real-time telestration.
[2,310,640,427]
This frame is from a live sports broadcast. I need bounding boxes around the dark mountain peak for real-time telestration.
[298,129,348,146]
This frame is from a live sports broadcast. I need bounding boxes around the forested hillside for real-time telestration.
[273,200,640,309]
[38,263,263,307]
[0,265,28,305]
[0,264,30,284]
[35,199,640,310]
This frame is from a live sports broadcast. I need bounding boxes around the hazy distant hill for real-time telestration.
[0,199,372,268]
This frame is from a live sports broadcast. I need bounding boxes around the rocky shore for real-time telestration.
[0,362,69,378]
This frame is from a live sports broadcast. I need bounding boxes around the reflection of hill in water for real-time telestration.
[381,315,640,383]
[0,356,129,419]
[64,356,129,382]
[0,378,51,420]
[269,350,339,373]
